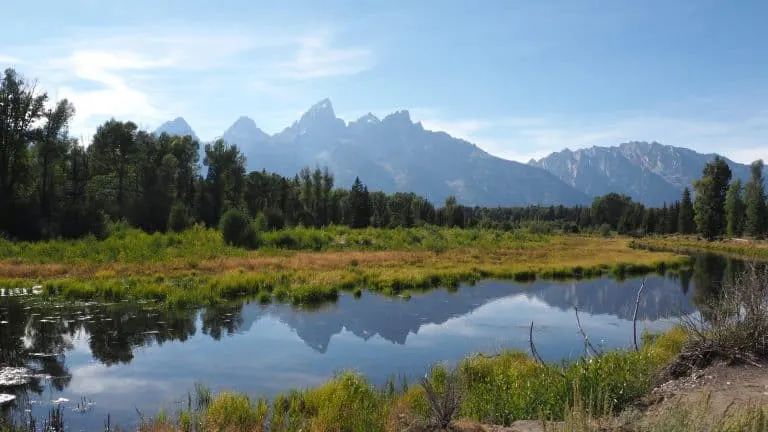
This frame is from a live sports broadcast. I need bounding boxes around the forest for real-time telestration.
[1,68,766,244]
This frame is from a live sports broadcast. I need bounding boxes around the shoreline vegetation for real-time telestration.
[0,227,688,307]
[631,235,768,261]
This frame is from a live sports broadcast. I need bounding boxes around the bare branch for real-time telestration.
[633,277,647,351]
[529,321,545,365]
[575,306,602,358]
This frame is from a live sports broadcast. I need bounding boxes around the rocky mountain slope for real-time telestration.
[530,141,754,206]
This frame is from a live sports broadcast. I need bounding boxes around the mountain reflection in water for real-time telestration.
[0,255,757,430]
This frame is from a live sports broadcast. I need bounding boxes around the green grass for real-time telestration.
[0,225,552,265]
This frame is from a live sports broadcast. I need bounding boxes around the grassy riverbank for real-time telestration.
[631,235,768,261]
[126,328,687,431]
[0,227,687,306]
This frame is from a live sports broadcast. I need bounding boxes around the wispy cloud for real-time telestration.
[275,32,374,80]
[6,24,375,141]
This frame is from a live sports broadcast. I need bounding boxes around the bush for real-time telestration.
[220,209,261,249]
[263,208,286,231]
[598,223,612,238]
[167,203,190,233]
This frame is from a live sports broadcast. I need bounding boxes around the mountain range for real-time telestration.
[530,141,755,206]
[154,100,758,207]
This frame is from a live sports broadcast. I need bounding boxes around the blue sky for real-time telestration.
[2,0,767,162]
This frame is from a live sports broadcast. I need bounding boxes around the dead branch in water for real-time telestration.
[529,321,545,365]
[575,306,602,358]
[633,277,647,351]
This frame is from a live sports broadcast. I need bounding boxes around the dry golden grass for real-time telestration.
[0,237,681,281]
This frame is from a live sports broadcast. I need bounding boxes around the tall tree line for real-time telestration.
[1,68,766,240]
[694,157,767,240]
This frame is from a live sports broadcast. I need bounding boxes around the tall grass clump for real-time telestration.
[452,328,686,426]
[203,392,268,432]
[269,371,390,431]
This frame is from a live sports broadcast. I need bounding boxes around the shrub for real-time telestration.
[167,203,190,233]
[252,212,267,232]
[599,223,612,238]
[524,220,554,235]
[263,208,286,231]
[220,209,261,249]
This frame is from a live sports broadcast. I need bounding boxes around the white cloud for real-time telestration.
[9,25,375,141]
[275,32,374,80]
[68,363,166,394]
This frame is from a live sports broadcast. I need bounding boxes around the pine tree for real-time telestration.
[744,160,767,238]
[679,188,695,234]
[693,157,732,240]
[725,179,744,237]
[348,177,371,228]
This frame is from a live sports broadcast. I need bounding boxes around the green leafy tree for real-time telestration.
[694,157,732,240]
[442,196,463,228]
[168,202,190,232]
[744,160,767,238]
[591,193,633,229]
[89,119,139,220]
[369,191,391,228]
[725,179,744,237]
[200,140,246,226]
[35,99,75,234]
[0,68,48,237]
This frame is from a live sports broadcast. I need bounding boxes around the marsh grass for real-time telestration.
[0,225,688,307]
[1,231,687,307]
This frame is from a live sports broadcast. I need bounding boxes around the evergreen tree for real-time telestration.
[348,177,371,228]
[725,179,745,237]
[666,201,680,234]
[693,157,732,240]
[679,188,695,234]
[641,208,657,234]
[744,160,767,238]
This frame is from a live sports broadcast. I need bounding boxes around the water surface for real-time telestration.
[0,254,747,429]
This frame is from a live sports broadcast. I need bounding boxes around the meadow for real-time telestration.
[0,226,687,306]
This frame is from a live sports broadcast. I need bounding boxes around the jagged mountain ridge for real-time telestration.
[531,141,756,206]
[154,99,589,206]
